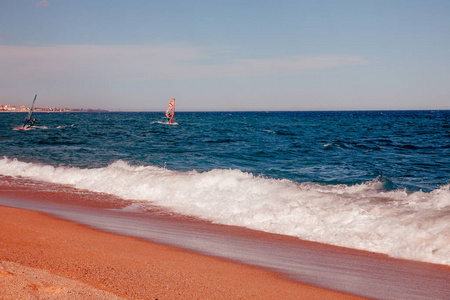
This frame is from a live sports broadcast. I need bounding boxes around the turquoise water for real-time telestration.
[0,110,449,264]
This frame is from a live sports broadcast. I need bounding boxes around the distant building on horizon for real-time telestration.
[0,103,108,112]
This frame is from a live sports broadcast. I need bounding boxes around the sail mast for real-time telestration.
[28,94,37,120]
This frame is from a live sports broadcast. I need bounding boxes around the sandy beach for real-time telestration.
[0,173,368,299]
[0,205,365,299]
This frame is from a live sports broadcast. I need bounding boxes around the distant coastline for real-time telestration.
[0,104,108,113]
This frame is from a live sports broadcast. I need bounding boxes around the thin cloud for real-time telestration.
[212,55,367,77]
[36,0,50,8]
[0,45,367,84]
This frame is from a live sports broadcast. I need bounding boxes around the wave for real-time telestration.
[150,121,179,125]
[0,157,448,265]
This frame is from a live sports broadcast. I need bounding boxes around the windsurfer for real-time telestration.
[22,94,38,129]
[23,117,37,128]
[167,113,174,123]
[165,98,175,123]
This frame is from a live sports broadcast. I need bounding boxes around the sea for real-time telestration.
[0,110,449,266]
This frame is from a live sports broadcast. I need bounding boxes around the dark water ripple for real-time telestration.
[1,110,449,192]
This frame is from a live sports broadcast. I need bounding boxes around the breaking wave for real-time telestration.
[0,157,449,265]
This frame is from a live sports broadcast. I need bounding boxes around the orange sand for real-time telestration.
[0,206,366,299]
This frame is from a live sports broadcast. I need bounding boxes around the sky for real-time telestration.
[0,0,449,111]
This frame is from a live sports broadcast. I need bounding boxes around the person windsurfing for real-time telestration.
[23,117,37,129]
[23,94,37,129]
[165,98,175,123]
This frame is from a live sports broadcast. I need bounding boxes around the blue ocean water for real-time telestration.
[0,110,449,264]
[1,110,449,191]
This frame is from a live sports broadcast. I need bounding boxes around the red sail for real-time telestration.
[165,98,175,123]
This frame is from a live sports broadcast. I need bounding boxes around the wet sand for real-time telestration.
[1,175,449,299]
[0,206,364,299]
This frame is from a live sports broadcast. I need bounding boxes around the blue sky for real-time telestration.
[1,0,449,111]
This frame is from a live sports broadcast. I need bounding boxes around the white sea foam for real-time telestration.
[151,120,179,125]
[0,157,449,265]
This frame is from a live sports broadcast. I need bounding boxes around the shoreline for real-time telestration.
[0,205,363,299]
[1,175,449,299]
